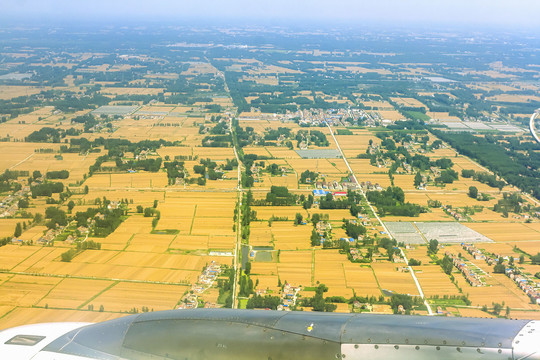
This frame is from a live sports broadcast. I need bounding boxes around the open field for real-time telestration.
[465,223,540,242]
[1,29,539,327]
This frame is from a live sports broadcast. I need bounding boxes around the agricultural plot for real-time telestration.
[413,265,460,297]
[295,149,342,159]
[91,105,138,116]
[342,264,381,297]
[465,223,540,242]
[314,250,352,297]
[87,282,186,312]
[0,28,539,327]
[384,222,425,244]
[371,263,419,296]
[415,222,493,243]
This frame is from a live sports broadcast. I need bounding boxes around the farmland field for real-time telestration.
[1,23,539,329]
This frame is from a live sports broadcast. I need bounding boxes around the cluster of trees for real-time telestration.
[163,160,185,184]
[431,130,540,200]
[343,220,367,239]
[461,169,505,190]
[202,134,233,147]
[264,127,292,141]
[31,182,64,197]
[319,192,350,210]
[493,193,526,215]
[295,129,329,147]
[76,240,102,250]
[246,295,281,310]
[45,206,67,229]
[61,249,77,262]
[298,284,337,312]
[390,294,423,314]
[46,170,69,179]
[439,255,454,275]
[116,157,162,172]
[0,169,22,192]
[255,186,297,206]
[26,127,80,143]
[435,169,459,184]
[366,186,425,217]
[74,198,127,237]
[193,158,224,181]
[216,267,235,308]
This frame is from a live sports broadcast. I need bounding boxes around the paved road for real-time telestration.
[326,123,434,315]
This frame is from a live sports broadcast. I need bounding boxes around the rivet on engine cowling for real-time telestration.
[498,349,502,354]
[436,346,441,351]
[375,345,379,349]
[394,345,399,350]
[415,346,420,350]
[354,344,359,349]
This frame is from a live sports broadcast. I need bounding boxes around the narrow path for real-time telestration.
[9,153,34,170]
[326,123,434,315]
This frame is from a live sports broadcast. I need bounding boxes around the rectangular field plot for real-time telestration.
[0,275,62,307]
[414,265,460,297]
[295,149,342,159]
[371,263,419,296]
[384,222,426,244]
[88,282,186,312]
[416,222,493,243]
[92,105,138,116]
[0,307,123,330]
[0,245,41,271]
[465,223,540,242]
[385,222,493,244]
[342,264,381,297]
[125,233,176,253]
[35,278,114,309]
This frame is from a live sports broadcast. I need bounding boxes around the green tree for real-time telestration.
[414,172,422,188]
[67,200,75,213]
[468,186,478,199]
[310,229,320,247]
[492,302,503,316]
[295,213,303,225]
[14,222,22,237]
[440,255,453,275]
[428,239,439,254]
[493,263,506,273]
[311,213,321,226]
[136,205,143,213]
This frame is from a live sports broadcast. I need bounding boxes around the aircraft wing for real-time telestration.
[0,309,538,360]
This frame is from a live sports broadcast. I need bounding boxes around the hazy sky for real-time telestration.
[2,0,540,29]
